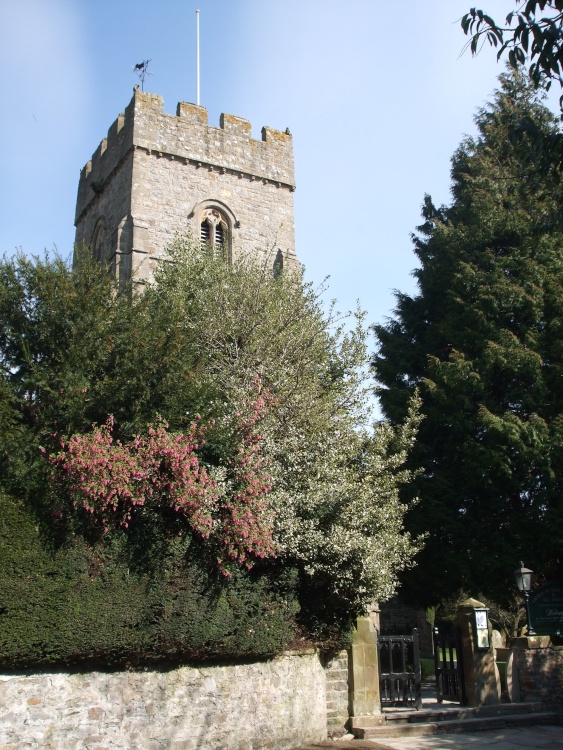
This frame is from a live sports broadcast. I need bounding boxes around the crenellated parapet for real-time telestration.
[76,90,295,225]
[75,89,297,285]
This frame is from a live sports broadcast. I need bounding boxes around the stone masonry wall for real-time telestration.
[0,652,330,750]
[323,650,350,736]
[509,637,563,708]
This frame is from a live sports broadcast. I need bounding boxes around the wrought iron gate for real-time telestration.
[378,628,422,709]
[433,627,467,704]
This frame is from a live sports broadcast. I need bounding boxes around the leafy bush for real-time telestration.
[0,243,421,664]
[0,490,297,669]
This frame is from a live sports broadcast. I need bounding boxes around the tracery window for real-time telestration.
[200,208,228,255]
[191,200,235,262]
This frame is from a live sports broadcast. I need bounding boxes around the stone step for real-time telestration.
[355,701,543,729]
[352,710,561,739]
[381,700,544,725]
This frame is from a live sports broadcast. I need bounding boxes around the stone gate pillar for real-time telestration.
[457,598,501,706]
[349,615,381,726]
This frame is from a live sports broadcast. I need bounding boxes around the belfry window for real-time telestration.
[192,200,235,262]
[200,209,228,254]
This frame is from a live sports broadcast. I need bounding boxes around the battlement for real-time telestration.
[76,90,295,223]
[75,88,297,283]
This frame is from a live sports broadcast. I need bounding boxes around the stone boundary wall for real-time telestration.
[323,650,349,735]
[508,636,563,709]
[0,651,342,750]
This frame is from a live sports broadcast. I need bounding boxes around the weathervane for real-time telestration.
[133,60,152,92]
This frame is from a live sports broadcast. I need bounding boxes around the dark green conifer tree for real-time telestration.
[374,70,563,606]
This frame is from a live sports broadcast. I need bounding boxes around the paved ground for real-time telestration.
[301,678,563,750]
[302,724,563,749]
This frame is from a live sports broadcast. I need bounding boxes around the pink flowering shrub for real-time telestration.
[48,416,217,536]
[48,388,277,574]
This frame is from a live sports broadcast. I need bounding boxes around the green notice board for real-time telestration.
[529,582,563,636]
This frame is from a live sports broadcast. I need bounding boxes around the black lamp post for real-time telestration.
[514,561,535,636]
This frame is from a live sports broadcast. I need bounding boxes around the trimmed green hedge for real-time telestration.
[0,491,298,670]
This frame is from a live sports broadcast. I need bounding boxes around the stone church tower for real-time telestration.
[75,89,297,284]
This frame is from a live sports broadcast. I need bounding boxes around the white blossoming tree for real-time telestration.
[146,239,424,620]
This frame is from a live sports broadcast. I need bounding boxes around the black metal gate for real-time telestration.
[378,628,422,709]
[433,627,467,704]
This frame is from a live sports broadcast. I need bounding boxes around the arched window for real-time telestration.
[91,218,107,262]
[191,200,236,263]
[200,208,228,257]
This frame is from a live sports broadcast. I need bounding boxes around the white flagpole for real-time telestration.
[196,9,200,105]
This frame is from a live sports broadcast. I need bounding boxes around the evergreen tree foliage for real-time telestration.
[373,71,563,606]
[0,489,298,668]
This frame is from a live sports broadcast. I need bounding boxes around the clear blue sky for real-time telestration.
[0,0,556,332]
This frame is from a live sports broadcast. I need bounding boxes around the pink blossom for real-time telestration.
[48,381,277,574]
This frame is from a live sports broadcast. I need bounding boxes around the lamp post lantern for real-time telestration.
[514,561,535,636]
